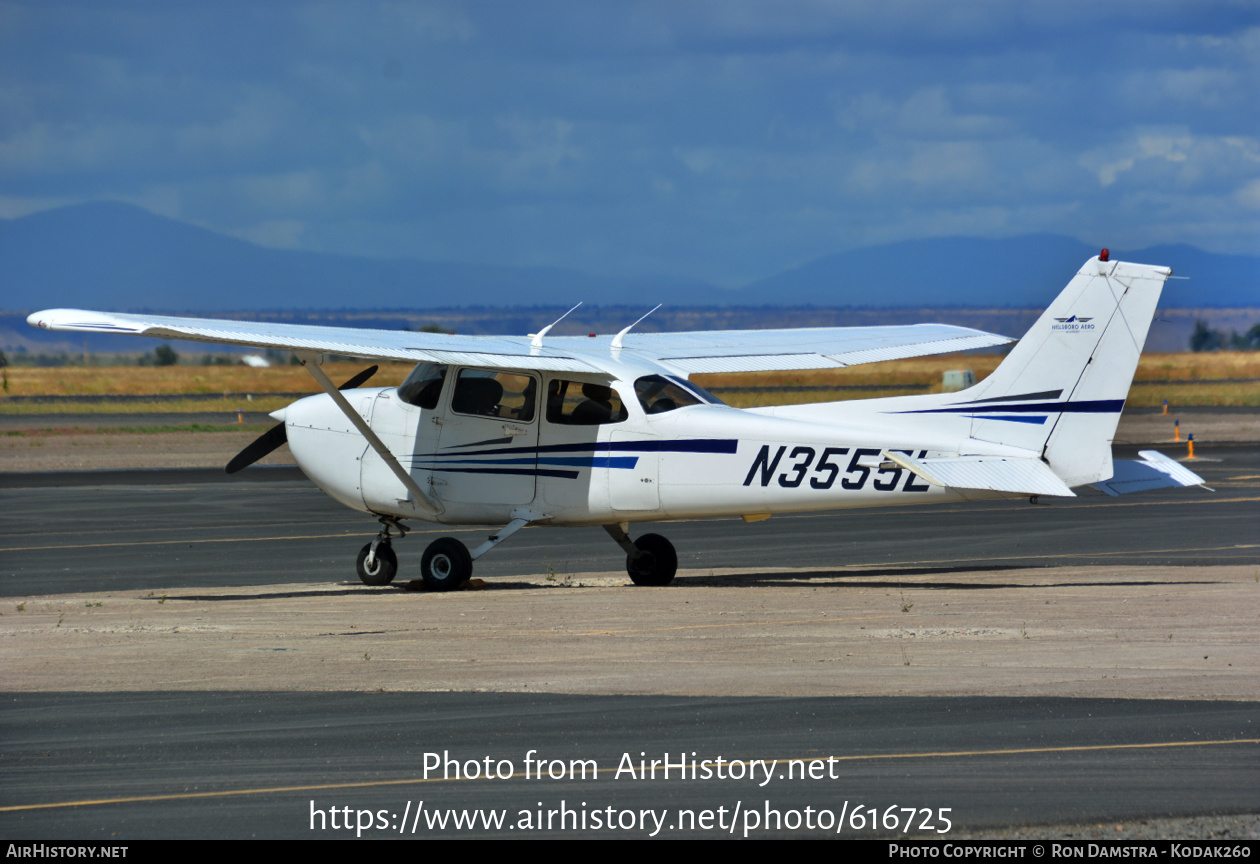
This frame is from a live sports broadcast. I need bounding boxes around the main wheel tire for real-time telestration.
[356,541,398,586]
[626,533,677,586]
[421,537,473,591]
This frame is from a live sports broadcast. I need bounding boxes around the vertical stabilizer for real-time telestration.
[903,254,1170,486]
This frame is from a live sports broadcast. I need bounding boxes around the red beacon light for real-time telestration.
[1099,248,1109,261]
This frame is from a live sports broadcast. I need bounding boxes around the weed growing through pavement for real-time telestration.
[542,558,573,586]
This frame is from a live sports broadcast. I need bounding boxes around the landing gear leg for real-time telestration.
[603,523,677,586]
[356,516,408,586]
[419,512,541,592]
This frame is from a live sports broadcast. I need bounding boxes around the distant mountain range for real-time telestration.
[743,235,1259,309]
[2,201,1256,312]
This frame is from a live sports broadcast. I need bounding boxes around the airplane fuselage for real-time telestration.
[283,379,1000,527]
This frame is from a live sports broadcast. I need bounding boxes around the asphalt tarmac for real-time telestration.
[1,444,1255,596]
[2,692,1257,839]
[1,443,1256,839]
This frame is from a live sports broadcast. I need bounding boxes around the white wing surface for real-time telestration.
[548,323,1012,375]
[28,309,1012,376]
[27,309,602,373]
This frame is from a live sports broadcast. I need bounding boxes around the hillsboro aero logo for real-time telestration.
[1052,315,1095,332]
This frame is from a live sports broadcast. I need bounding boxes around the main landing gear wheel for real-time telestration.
[421,537,473,591]
[626,533,677,586]
[356,541,398,586]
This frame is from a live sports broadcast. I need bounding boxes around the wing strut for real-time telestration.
[298,354,442,517]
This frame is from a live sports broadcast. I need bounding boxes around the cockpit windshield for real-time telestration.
[397,362,446,409]
[633,374,725,415]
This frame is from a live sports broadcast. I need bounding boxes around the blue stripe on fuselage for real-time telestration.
[895,399,1123,416]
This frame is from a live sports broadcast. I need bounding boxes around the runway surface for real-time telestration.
[2,692,1257,839]
[1,443,1256,839]
[1,444,1255,597]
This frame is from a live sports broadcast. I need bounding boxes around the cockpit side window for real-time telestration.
[633,374,713,415]
[451,369,537,421]
[546,379,628,425]
[397,362,447,409]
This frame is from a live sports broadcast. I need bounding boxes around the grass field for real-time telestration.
[0,362,412,397]
[694,352,1260,408]
[2,353,1257,411]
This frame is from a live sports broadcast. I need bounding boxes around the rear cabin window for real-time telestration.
[450,369,537,422]
[546,380,628,426]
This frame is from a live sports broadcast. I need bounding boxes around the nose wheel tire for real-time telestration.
[356,541,398,586]
[421,538,473,591]
[626,533,677,586]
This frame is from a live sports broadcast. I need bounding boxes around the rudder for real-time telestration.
[932,253,1170,486]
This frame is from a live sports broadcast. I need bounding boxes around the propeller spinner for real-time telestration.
[225,365,379,474]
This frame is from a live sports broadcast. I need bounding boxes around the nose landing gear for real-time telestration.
[356,541,398,585]
[355,516,408,586]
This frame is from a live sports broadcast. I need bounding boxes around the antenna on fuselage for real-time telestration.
[530,302,582,349]
[611,304,662,350]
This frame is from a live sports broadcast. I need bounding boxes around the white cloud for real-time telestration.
[495,115,583,178]
[230,219,306,249]
[1080,132,1196,187]
[3,2,1258,281]
[173,90,294,162]
[0,194,75,219]
[231,171,327,211]
[1235,178,1260,210]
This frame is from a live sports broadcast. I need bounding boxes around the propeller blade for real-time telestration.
[224,365,381,474]
[339,364,378,390]
[225,422,288,474]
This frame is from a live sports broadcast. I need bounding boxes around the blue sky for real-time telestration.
[2,1,1257,287]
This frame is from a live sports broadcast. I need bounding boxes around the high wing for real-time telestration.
[27,308,601,373]
[560,324,1012,375]
[28,308,1012,376]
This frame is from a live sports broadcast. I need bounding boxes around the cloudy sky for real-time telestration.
[2,1,1257,287]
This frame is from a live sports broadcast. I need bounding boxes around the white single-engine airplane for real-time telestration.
[29,251,1205,590]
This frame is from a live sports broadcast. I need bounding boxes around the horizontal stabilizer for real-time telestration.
[884,451,1075,497]
[1093,450,1209,497]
